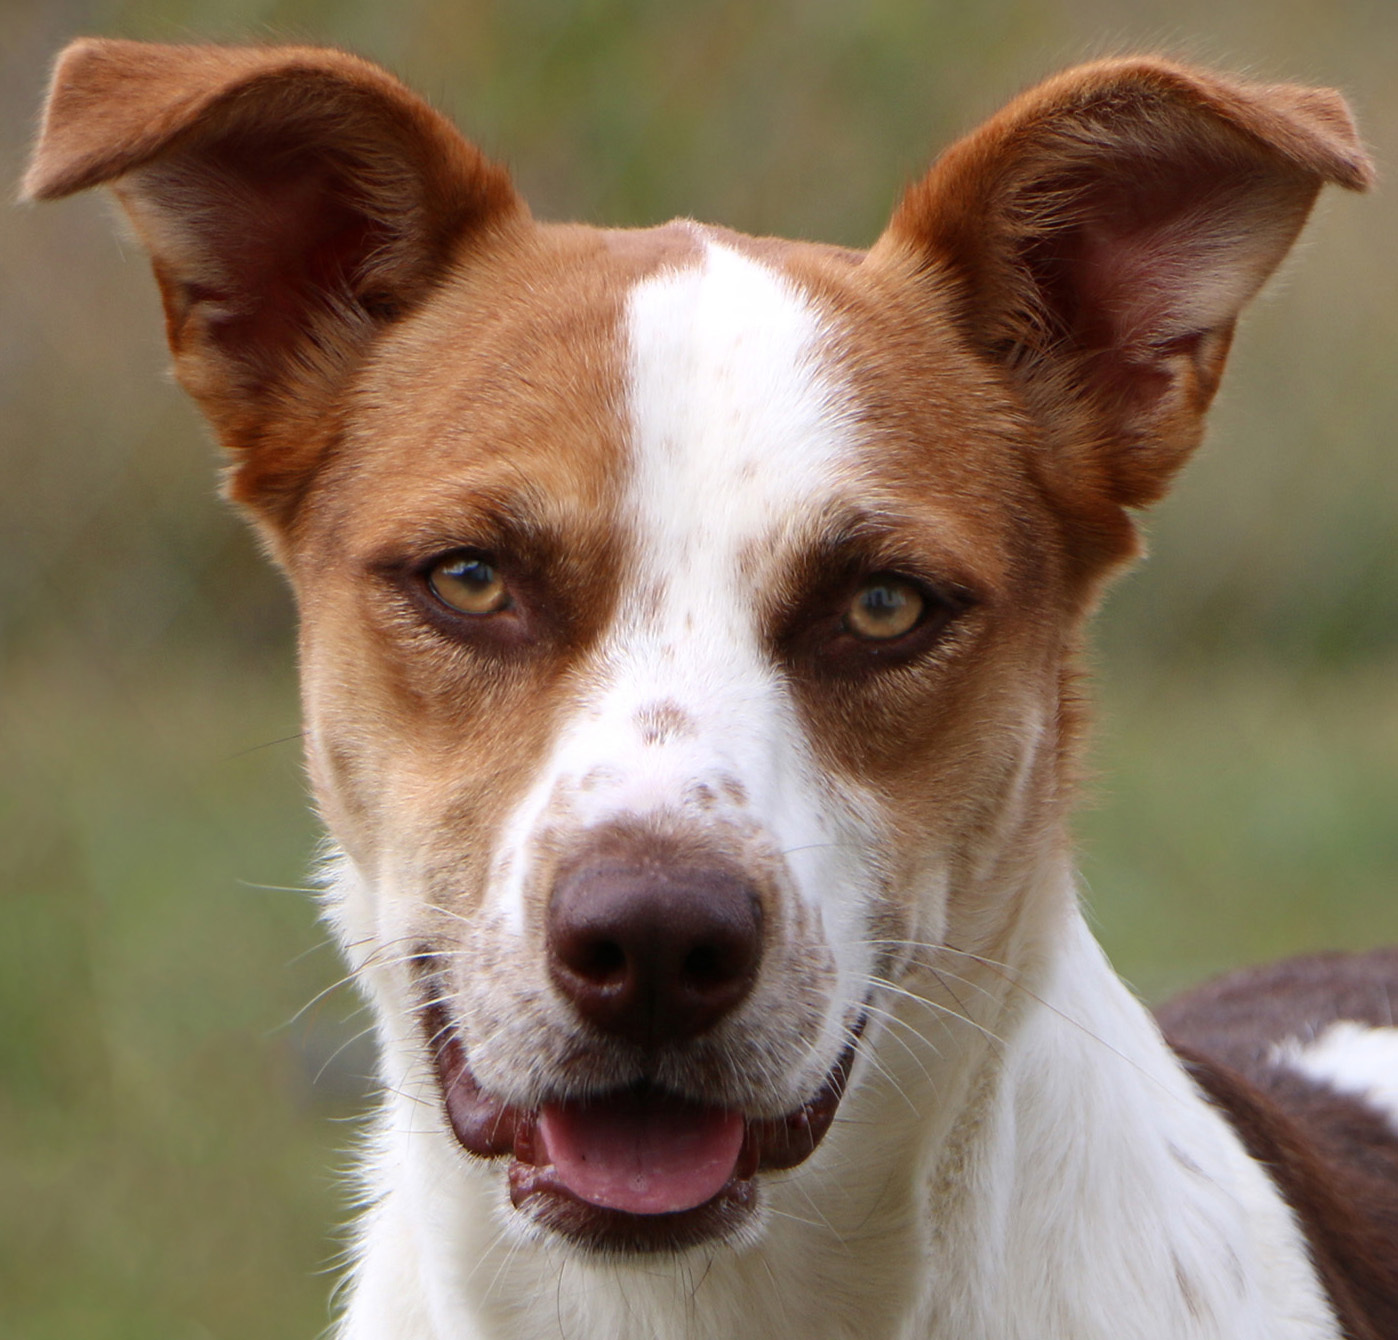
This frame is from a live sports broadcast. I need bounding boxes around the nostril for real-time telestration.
[681,931,756,993]
[572,937,627,985]
[684,943,723,985]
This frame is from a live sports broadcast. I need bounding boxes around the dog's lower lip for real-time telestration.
[423,999,862,1239]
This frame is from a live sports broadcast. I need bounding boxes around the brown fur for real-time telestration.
[1163,952,1398,1340]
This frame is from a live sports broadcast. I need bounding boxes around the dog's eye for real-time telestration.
[427,553,511,615]
[845,575,925,641]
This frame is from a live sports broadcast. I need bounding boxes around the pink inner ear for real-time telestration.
[1072,189,1244,347]
[1038,161,1314,417]
[131,134,395,377]
[1074,212,1198,350]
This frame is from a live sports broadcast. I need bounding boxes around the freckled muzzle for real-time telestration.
[413,819,862,1251]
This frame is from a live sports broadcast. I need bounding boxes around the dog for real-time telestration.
[25,39,1398,1339]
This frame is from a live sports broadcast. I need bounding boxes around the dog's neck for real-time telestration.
[338,857,1337,1340]
[913,908,1337,1340]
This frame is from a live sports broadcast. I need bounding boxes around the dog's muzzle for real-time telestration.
[416,841,859,1251]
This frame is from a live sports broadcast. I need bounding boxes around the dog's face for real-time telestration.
[27,40,1368,1254]
[296,222,1071,1246]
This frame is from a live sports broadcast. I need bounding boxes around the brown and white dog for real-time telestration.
[25,39,1398,1339]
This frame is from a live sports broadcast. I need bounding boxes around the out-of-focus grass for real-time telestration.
[1083,662,1398,1001]
[0,655,351,1339]
[3,0,1396,1335]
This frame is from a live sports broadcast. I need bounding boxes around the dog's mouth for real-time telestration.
[422,998,860,1252]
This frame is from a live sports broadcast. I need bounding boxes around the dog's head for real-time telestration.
[27,40,1369,1253]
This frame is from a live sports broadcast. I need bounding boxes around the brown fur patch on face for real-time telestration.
[580,765,622,794]
[719,776,748,808]
[291,220,703,894]
[692,232,1083,969]
[634,699,697,745]
[685,782,718,810]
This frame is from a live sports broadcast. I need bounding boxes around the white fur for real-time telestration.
[934,915,1339,1340]
[1274,1021,1398,1133]
[333,242,1341,1339]
[338,876,1342,1339]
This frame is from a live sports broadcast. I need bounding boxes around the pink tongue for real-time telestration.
[538,1092,745,1215]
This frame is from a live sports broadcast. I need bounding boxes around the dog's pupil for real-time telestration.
[454,559,493,589]
[853,579,919,637]
[864,585,900,617]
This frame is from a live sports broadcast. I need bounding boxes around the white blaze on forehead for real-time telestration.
[489,236,881,940]
[587,235,861,811]
[625,236,858,568]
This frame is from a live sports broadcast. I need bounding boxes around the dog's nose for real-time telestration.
[547,857,763,1045]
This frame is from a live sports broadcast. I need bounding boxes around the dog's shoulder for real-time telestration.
[1159,949,1398,1340]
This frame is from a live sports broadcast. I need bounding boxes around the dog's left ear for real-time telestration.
[873,58,1371,566]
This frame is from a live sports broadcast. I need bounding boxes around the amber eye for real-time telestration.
[427,552,510,615]
[845,574,925,641]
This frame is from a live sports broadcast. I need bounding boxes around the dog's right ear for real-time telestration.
[23,39,525,527]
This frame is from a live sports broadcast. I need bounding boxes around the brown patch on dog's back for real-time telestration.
[1163,950,1398,1339]
[1158,949,1398,1066]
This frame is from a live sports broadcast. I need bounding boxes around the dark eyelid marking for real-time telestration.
[767,509,982,674]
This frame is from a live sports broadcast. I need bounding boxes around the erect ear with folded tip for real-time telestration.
[23,38,526,528]
[870,58,1373,573]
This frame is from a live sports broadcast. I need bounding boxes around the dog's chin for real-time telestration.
[422,1003,860,1254]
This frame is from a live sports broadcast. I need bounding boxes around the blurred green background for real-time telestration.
[2,0,1395,1335]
